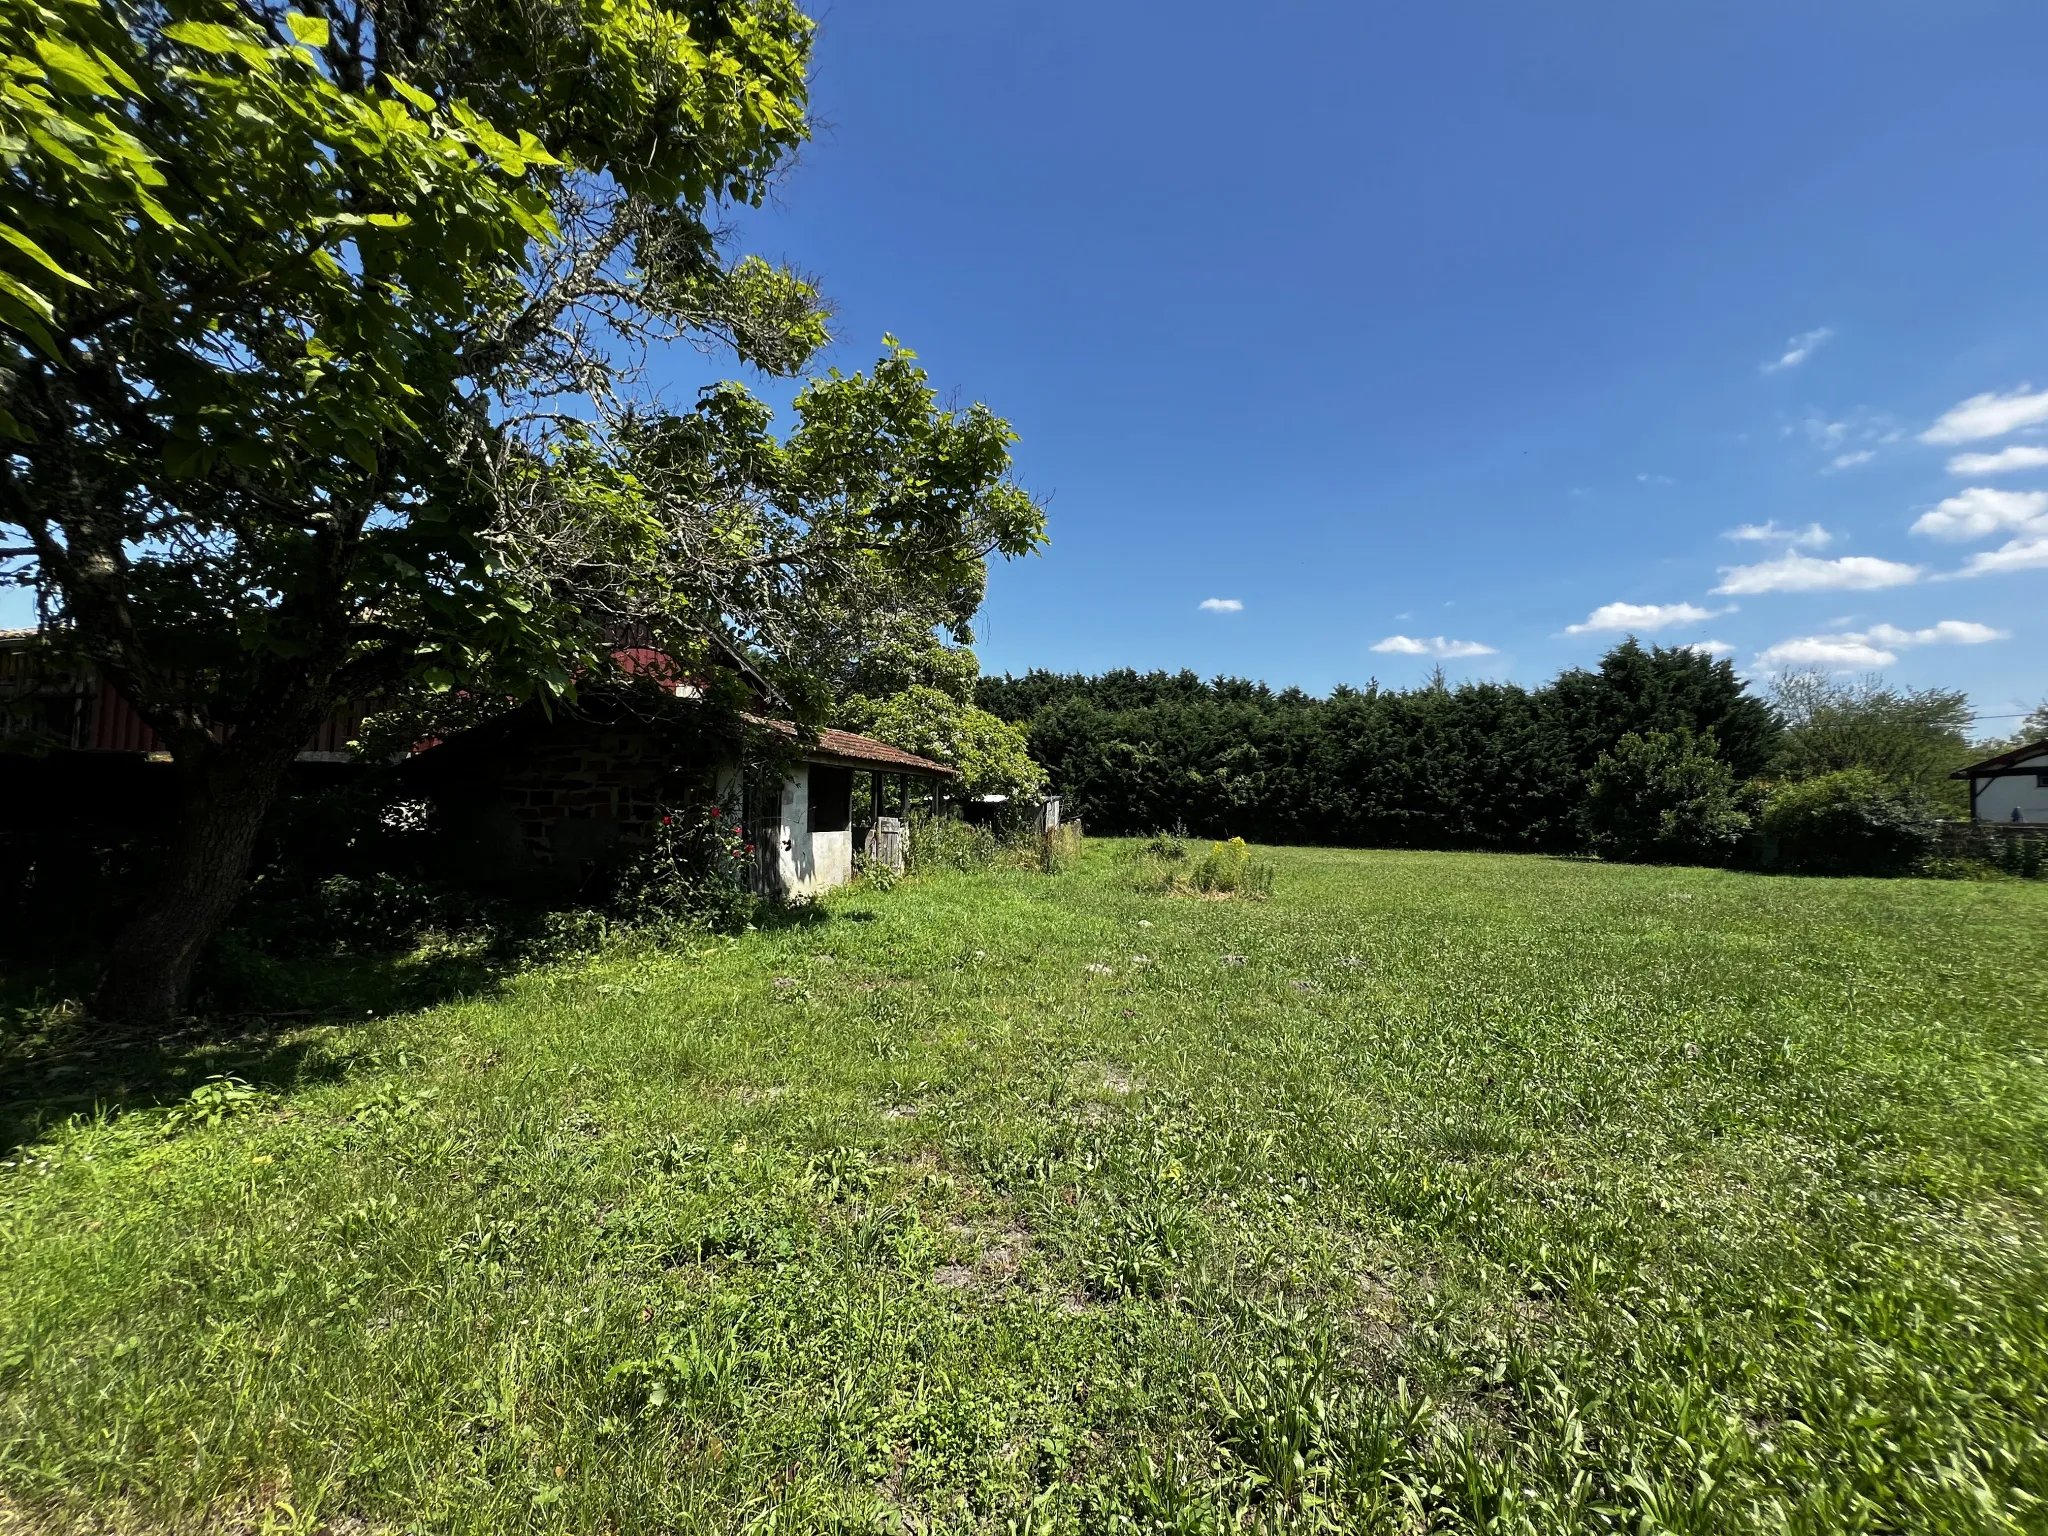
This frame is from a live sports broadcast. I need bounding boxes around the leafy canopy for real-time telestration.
[1,1,1029,755]
[1769,672,1973,814]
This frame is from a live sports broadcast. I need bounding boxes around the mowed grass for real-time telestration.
[3,846,2047,1534]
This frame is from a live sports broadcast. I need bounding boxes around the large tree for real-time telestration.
[1769,671,1973,813]
[0,0,1043,1020]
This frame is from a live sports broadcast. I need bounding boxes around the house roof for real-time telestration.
[751,717,956,777]
[1952,738,2048,778]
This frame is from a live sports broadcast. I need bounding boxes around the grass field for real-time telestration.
[3,844,2047,1533]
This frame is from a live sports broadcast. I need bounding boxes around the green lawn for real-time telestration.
[4,846,2047,1533]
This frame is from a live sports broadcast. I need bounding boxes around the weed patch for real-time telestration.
[1131,832,1275,899]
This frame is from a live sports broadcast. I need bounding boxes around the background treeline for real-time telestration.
[977,641,2037,869]
[977,641,1778,851]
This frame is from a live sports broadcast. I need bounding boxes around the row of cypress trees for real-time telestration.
[975,640,1781,852]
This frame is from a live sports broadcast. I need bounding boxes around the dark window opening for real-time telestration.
[809,765,853,833]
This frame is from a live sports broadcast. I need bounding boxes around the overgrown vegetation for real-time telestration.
[612,804,759,935]
[1130,832,1275,897]
[1758,769,1942,877]
[4,845,2043,1530]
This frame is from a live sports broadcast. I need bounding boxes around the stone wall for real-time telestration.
[501,730,668,869]
[426,725,676,887]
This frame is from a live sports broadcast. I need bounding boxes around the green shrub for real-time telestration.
[1583,729,1749,865]
[1758,770,1940,877]
[1990,831,2047,880]
[613,803,757,932]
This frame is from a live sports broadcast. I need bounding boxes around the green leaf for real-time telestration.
[33,37,118,98]
[387,77,437,116]
[0,268,57,324]
[161,21,251,56]
[0,224,89,288]
[285,13,331,48]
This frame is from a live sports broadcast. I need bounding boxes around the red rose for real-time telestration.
[662,815,672,825]
[709,806,720,816]
[745,843,755,853]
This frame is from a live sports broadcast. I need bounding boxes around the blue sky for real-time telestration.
[13,3,2043,726]
[711,0,2048,727]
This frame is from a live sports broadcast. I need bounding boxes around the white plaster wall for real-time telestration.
[715,759,861,898]
[809,829,853,892]
[1976,759,2048,823]
[774,770,809,894]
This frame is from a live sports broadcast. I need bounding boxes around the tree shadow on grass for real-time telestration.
[0,942,506,1158]
[1,896,878,1156]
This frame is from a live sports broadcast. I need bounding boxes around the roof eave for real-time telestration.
[1953,737,2048,777]
[802,746,957,777]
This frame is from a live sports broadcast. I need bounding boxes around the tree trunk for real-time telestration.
[92,736,303,1024]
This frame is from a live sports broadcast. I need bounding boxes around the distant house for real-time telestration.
[1952,738,2048,825]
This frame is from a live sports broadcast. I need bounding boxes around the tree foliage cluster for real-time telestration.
[1768,672,1977,815]
[839,684,1042,803]
[979,641,1780,856]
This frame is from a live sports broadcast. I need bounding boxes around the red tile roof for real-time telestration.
[751,717,956,776]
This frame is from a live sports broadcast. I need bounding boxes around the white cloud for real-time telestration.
[1957,536,2048,577]
[1636,472,1674,486]
[1755,618,2008,669]
[1724,521,1833,549]
[1682,639,1735,657]
[1828,450,1876,471]
[1861,620,2009,646]
[1946,444,2048,476]
[1564,601,1723,635]
[1370,634,1498,658]
[1714,553,1921,594]
[1922,387,2048,445]
[1762,328,1833,373]
[1757,636,1897,668]
[1198,597,1243,613]
[1910,486,2048,542]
